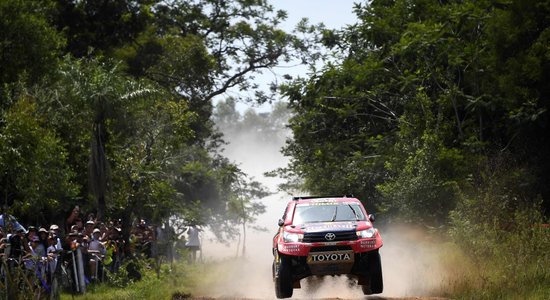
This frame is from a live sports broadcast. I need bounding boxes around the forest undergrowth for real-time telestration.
[443,209,550,300]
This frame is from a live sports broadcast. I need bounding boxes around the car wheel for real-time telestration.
[361,250,383,295]
[274,253,293,298]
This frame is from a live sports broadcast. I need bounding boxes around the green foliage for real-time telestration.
[38,56,167,220]
[225,171,269,224]
[0,0,309,244]
[0,257,50,299]
[378,131,462,225]
[449,201,550,299]
[144,34,215,95]
[280,0,550,226]
[63,258,197,300]
[437,149,550,298]
[0,96,78,224]
[54,0,153,57]
[0,0,64,85]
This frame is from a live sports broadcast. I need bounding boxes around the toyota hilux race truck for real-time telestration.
[272,196,383,298]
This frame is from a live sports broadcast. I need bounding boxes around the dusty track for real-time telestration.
[175,296,448,300]
[198,218,453,300]
[201,108,454,300]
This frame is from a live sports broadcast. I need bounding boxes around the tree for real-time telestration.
[1,0,313,243]
[53,0,153,57]
[47,57,154,220]
[0,96,78,225]
[279,0,550,224]
[38,57,257,242]
[147,0,297,101]
[0,0,64,106]
[110,0,311,145]
[36,57,191,225]
[225,169,269,256]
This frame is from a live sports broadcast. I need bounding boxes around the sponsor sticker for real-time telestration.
[305,223,356,231]
[281,245,302,253]
[360,240,377,249]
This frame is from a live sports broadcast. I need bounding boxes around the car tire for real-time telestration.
[361,250,383,295]
[274,253,293,298]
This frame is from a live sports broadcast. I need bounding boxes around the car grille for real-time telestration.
[303,230,358,243]
[310,245,353,252]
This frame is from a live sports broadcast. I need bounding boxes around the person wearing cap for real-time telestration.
[89,229,103,248]
[49,224,63,252]
[64,229,79,251]
[46,234,59,274]
[8,227,27,259]
[38,227,49,251]
[29,235,46,258]
[88,228,106,281]
[70,224,79,233]
[105,225,122,272]
[84,220,95,239]
[19,235,39,271]
[27,226,38,241]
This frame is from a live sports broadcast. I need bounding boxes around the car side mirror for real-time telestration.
[368,214,376,222]
[278,219,284,227]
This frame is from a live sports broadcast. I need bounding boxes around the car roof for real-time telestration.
[291,196,361,204]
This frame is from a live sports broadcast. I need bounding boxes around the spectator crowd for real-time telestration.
[0,205,184,297]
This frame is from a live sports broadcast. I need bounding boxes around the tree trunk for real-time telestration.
[90,122,107,220]
[241,220,246,256]
[235,232,241,257]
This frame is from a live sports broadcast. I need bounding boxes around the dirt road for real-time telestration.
[174,295,448,300]
[198,217,454,300]
[200,114,454,300]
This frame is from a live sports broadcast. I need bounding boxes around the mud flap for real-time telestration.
[357,275,369,285]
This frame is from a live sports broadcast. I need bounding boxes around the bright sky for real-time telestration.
[233,0,360,112]
[274,0,359,30]
[203,1,362,265]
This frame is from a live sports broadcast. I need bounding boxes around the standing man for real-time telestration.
[185,225,201,264]
[88,228,106,281]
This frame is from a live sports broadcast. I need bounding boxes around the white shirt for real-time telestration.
[185,226,200,247]
[88,238,106,255]
[33,243,46,258]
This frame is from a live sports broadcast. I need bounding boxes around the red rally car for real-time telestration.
[272,196,383,298]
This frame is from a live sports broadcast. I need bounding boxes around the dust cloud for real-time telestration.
[195,105,454,299]
[198,221,454,299]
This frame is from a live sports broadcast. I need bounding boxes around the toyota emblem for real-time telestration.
[325,232,336,241]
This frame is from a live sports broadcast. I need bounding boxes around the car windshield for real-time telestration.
[292,203,366,224]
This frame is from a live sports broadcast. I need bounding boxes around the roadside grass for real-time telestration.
[60,259,201,300]
[444,211,550,300]
[57,253,260,300]
[445,252,550,300]
[56,221,550,300]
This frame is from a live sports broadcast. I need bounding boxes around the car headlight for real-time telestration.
[357,228,376,239]
[283,231,303,243]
